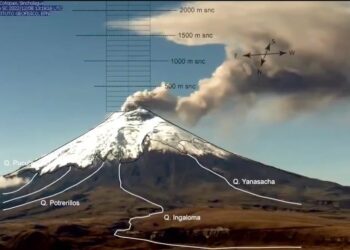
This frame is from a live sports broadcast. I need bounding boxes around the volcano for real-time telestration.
[0,108,349,250]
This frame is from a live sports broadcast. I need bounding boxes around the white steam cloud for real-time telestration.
[0,176,26,189]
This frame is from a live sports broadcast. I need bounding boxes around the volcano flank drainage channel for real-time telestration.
[3,167,72,204]
[2,173,38,196]
[2,164,105,211]
[114,149,302,249]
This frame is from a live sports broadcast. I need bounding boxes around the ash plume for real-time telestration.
[117,2,350,125]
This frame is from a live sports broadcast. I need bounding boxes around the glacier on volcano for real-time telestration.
[15,109,228,175]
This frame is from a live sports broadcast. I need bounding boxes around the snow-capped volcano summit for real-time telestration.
[18,108,228,175]
[21,109,161,174]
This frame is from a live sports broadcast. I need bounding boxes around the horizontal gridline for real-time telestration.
[105,80,151,82]
[73,9,176,12]
[105,90,130,93]
[86,59,167,62]
[78,34,173,37]
[95,85,157,87]
[106,46,150,48]
[106,38,151,40]
[108,50,151,52]
[107,24,150,27]
[106,45,150,48]
[106,56,151,59]
[106,71,150,73]
[107,50,151,52]
[106,5,152,8]
[106,30,150,33]
[106,67,151,70]
[106,74,151,76]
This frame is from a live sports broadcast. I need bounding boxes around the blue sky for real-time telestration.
[0,1,348,185]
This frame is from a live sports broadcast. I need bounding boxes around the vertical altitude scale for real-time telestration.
[104,1,152,112]
[76,1,174,112]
